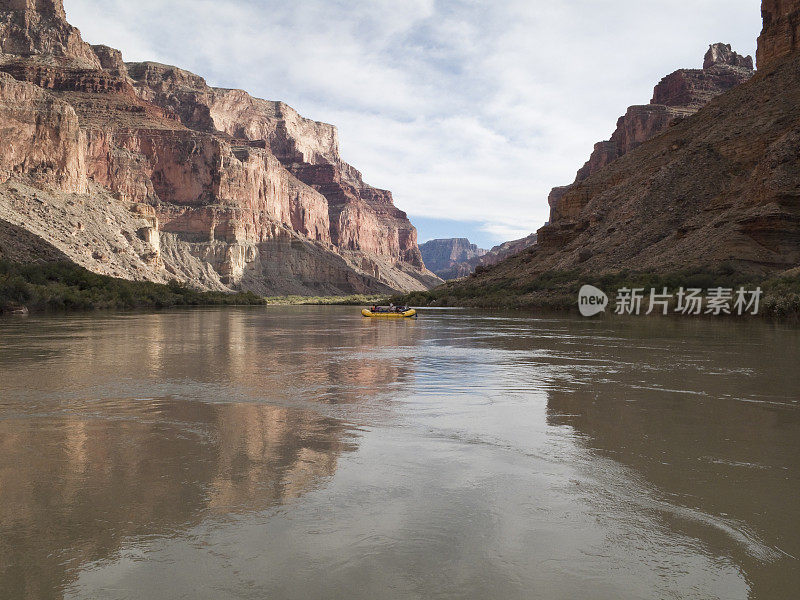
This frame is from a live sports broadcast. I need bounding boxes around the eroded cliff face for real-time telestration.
[549,43,753,220]
[0,72,87,193]
[0,0,439,294]
[757,0,800,68]
[124,61,428,273]
[0,0,99,67]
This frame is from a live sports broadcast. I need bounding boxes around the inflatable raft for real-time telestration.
[361,308,417,318]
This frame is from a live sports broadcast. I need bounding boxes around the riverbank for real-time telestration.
[0,261,265,313]
[264,294,389,306]
[394,267,800,321]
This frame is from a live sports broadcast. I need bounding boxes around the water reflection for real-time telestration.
[0,398,357,599]
[0,308,423,409]
[0,308,420,599]
[542,318,800,600]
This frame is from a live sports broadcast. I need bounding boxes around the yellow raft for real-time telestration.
[361,308,417,318]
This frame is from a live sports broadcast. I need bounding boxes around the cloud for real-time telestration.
[64,0,761,244]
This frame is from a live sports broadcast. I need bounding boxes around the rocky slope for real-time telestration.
[455,44,754,279]
[472,233,539,271]
[0,0,440,295]
[548,43,754,220]
[429,5,799,305]
[419,238,487,279]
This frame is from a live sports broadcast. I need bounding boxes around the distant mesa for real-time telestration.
[420,234,541,280]
[419,238,486,279]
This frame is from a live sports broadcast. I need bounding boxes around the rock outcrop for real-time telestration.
[437,6,800,303]
[0,0,99,67]
[757,0,800,68]
[419,238,487,279]
[0,0,440,294]
[549,43,753,220]
[0,71,87,193]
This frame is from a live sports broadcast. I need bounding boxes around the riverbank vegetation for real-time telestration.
[264,294,389,306]
[0,261,265,313]
[395,266,800,321]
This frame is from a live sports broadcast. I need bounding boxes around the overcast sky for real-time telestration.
[64,0,761,248]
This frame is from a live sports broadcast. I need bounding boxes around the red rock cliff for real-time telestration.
[0,0,439,293]
[757,0,800,68]
[124,62,428,271]
[0,0,99,67]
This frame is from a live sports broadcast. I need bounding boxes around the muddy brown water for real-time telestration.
[0,307,797,600]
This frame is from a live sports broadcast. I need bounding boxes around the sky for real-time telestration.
[64,0,761,249]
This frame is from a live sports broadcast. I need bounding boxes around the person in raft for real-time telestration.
[369,304,402,313]
[368,304,410,313]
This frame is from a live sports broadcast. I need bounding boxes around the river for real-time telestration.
[0,307,797,599]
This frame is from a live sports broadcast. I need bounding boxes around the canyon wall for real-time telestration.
[531,37,799,273]
[757,0,800,68]
[549,43,754,221]
[438,4,799,302]
[0,0,440,294]
[462,43,755,280]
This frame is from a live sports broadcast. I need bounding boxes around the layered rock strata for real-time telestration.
[419,238,487,279]
[757,0,800,68]
[549,43,753,220]
[0,0,439,294]
[440,5,799,300]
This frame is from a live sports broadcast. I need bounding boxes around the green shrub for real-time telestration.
[0,260,266,313]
